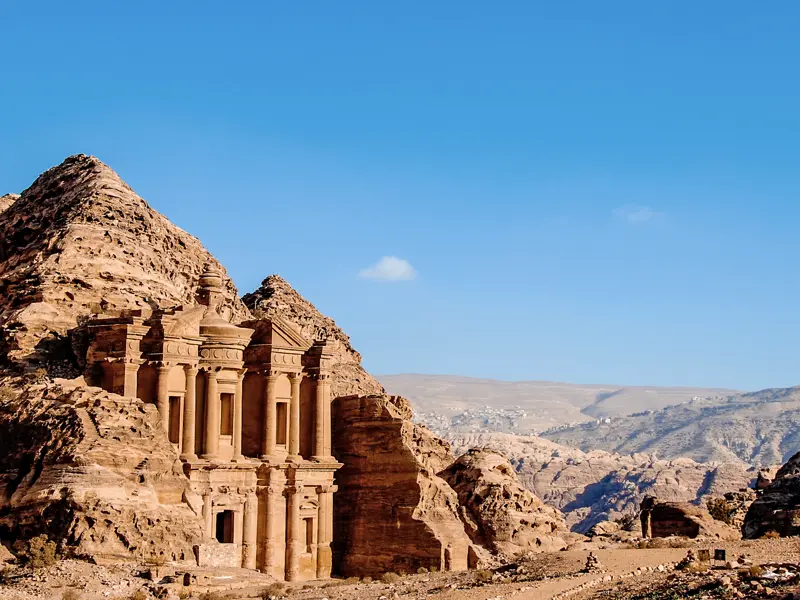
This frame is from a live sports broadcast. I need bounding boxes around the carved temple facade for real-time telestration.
[84,267,340,581]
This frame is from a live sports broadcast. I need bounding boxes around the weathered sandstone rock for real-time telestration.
[743,451,800,538]
[0,379,204,562]
[0,193,18,215]
[0,155,250,364]
[448,432,756,533]
[243,276,384,399]
[439,448,569,557]
[332,394,471,576]
[640,498,739,540]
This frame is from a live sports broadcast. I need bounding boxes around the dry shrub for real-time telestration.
[429,565,438,573]
[474,569,493,583]
[62,590,81,600]
[260,583,286,599]
[683,561,710,574]
[417,566,428,574]
[361,576,372,583]
[614,513,639,532]
[749,564,765,578]
[199,593,225,600]
[13,535,58,568]
[760,530,781,539]
[130,591,149,600]
[345,576,360,583]
[381,572,401,584]
[706,498,733,525]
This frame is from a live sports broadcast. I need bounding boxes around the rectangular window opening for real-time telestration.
[220,393,233,436]
[276,402,288,445]
[215,510,234,544]
[168,396,181,444]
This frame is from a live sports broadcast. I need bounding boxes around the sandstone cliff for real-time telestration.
[243,276,384,399]
[0,378,204,562]
[743,451,800,538]
[332,394,472,576]
[448,432,756,533]
[0,154,250,364]
[439,448,569,556]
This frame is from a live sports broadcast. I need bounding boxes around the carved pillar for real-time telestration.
[323,376,333,457]
[202,370,220,460]
[233,370,245,461]
[316,485,334,579]
[261,372,278,459]
[285,485,302,582]
[313,375,326,460]
[288,373,302,461]
[203,491,213,538]
[181,365,198,460]
[263,475,285,579]
[156,363,171,431]
[242,491,258,570]
[123,360,140,397]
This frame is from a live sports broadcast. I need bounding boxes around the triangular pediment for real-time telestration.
[270,317,311,350]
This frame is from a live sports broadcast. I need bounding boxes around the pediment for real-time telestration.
[271,317,311,351]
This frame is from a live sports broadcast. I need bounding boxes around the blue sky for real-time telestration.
[2,2,800,390]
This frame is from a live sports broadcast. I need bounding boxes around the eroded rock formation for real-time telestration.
[0,154,249,364]
[743,451,800,538]
[0,193,18,215]
[439,449,569,556]
[0,379,204,562]
[640,499,739,540]
[332,394,472,576]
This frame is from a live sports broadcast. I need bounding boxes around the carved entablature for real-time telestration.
[303,339,335,376]
[85,314,149,365]
[243,317,311,374]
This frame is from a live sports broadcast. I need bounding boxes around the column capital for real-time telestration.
[262,368,280,379]
[205,369,219,381]
[288,371,304,382]
[183,363,199,374]
[155,361,173,371]
[283,485,303,498]
[316,484,338,494]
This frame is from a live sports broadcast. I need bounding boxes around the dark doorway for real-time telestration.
[215,510,234,543]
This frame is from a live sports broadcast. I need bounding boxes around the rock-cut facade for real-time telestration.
[83,264,338,582]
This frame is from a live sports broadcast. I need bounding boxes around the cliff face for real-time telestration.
[0,154,249,364]
[0,379,204,562]
[243,276,384,399]
[440,449,570,557]
[743,451,800,538]
[331,395,472,576]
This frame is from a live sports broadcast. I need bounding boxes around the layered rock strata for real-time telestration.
[743,451,800,538]
[331,394,471,576]
[640,498,739,540]
[0,379,204,562]
[439,448,569,556]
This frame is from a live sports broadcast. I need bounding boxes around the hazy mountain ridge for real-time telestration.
[541,386,800,467]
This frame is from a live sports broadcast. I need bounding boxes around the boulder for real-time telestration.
[743,451,800,538]
[439,449,570,556]
[640,499,739,540]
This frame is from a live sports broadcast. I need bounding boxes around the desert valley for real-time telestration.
[0,155,799,600]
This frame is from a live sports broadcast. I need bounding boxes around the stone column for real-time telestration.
[285,485,302,582]
[202,370,220,460]
[156,363,171,431]
[233,370,245,461]
[263,477,284,578]
[242,491,258,570]
[261,371,278,459]
[123,360,140,397]
[316,485,334,579]
[287,373,302,462]
[181,365,198,460]
[313,375,326,460]
[203,491,213,538]
[322,376,333,458]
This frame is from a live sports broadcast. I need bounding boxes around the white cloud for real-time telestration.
[359,256,417,282]
[613,204,663,224]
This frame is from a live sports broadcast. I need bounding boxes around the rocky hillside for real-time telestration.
[743,450,800,538]
[381,373,738,432]
[244,276,383,398]
[0,378,204,562]
[448,432,757,533]
[541,387,800,467]
[0,154,250,364]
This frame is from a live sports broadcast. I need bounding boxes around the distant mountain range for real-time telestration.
[379,374,800,467]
